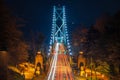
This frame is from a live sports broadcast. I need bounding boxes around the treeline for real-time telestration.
[0,0,46,65]
[0,1,28,66]
[72,12,120,79]
[0,1,46,80]
[0,1,29,80]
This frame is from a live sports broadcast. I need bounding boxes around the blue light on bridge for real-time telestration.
[48,6,72,55]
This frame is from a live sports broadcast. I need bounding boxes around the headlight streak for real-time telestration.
[47,43,59,80]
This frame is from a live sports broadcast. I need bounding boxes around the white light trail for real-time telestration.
[47,43,59,80]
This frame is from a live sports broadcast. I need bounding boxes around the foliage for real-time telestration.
[96,61,110,76]
[0,1,28,65]
[28,31,45,63]
[8,69,24,80]
[72,11,120,79]
[72,27,88,55]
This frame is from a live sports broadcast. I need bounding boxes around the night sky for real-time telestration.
[4,0,120,42]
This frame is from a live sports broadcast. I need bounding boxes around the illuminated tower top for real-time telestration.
[48,6,72,55]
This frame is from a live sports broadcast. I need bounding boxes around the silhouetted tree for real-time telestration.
[0,1,28,65]
[72,26,88,54]
[72,11,120,79]
[28,31,45,63]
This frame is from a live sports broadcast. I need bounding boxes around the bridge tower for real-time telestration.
[48,6,72,55]
[46,6,74,80]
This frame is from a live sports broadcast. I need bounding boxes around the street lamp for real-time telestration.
[79,51,84,55]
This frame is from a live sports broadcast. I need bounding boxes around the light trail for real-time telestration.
[47,43,59,80]
[46,43,74,80]
[46,6,74,80]
[52,43,59,80]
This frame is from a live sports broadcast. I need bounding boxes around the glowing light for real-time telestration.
[48,5,72,55]
[68,43,70,45]
[70,52,72,55]
[47,43,59,80]
[79,51,84,54]
[68,46,70,48]
[69,49,71,52]
[67,40,69,42]
[49,49,50,52]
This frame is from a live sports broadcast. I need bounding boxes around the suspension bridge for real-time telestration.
[46,6,74,80]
